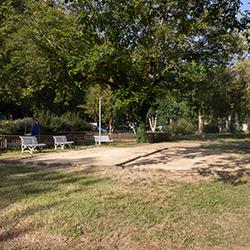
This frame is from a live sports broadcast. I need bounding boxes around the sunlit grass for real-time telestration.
[0,164,249,249]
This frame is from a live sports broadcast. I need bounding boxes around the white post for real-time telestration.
[98,97,102,145]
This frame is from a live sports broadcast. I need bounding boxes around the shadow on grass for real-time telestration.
[0,164,106,211]
[0,227,30,242]
[194,168,250,185]
[0,163,108,243]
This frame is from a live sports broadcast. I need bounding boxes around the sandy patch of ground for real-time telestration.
[123,146,250,172]
[20,142,250,177]
[20,142,198,167]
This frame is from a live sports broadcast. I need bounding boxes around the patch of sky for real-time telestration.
[240,0,250,12]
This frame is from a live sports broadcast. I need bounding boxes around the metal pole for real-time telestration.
[98,97,102,145]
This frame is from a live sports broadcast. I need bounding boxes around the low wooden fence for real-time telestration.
[0,132,136,150]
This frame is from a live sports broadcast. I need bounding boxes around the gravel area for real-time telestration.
[20,142,250,174]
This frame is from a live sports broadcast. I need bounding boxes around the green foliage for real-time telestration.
[146,95,193,132]
[80,84,113,124]
[35,111,91,133]
[0,0,248,124]
[136,123,146,143]
[157,96,192,125]
[0,0,87,115]
[0,118,35,134]
[192,60,250,131]
[231,59,250,121]
[61,112,91,131]
[0,113,90,134]
[167,118,196,135]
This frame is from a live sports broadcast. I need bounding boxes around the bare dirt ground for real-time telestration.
[20,141,250,181]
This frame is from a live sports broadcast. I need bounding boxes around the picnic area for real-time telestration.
[1,0,250,249]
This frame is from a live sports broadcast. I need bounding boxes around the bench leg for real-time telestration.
[55,144,63,150]
[28,146,34,154]
[21,145,28,153]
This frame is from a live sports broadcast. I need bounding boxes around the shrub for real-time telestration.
[0,118,35,134]
[136,123,146,143]
[168,118,196,135]
[36,111,91,133]
[203,124,220,133]
[61,112,92,131]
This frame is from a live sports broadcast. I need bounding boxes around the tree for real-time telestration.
[81,84,113,130]
[1,0,249,125]
[69,0,248,122]
[229,59,250,131]
[0,0,88,115]
[147,95,192,132]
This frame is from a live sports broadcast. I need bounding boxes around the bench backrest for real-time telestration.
[94,135,111,142]
[19,136,38,145]
[53,136,67,143]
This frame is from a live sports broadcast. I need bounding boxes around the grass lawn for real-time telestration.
[0,164,250,249]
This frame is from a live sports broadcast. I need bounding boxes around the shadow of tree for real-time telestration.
[122,139,250,184]
[0,164,107,231]
[193,168,250,185]
[0,227,29,242]
[201,140,250,154]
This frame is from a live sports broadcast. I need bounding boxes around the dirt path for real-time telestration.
[20,141,250,175]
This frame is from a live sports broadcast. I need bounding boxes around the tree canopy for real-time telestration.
[0,0,249,131]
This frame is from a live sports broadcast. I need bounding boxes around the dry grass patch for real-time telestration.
[0,163,250,249]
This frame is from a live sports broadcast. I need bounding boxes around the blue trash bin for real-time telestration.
[31,124,40,135]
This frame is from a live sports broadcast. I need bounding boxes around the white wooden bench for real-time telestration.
[53,135,74,150]
[94,135,113,145]
[19,136,46,154]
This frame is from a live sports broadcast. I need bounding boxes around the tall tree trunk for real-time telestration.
[229,113,236,133]
[148,115,157,132]
[108,118,113,134]
[198,112,204,134]
[226,115,231,132]
[236,113,243,131]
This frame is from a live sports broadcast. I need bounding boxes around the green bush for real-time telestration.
[203,124,220,133]
[61,112,92,131]
[168,118,196,135]
[136,123,146,143]
[0,118,35,134]
[36,111,92,133]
